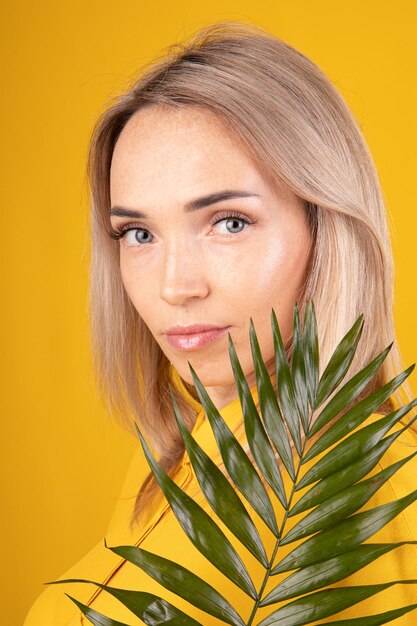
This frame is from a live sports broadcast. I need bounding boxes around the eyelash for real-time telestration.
[107,210,257,242]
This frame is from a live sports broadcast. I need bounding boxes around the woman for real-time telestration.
[24,20,417,625]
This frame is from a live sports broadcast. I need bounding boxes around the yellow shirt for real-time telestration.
[24,387,417,625]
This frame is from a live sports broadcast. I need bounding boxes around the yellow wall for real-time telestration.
[1,2,415,624]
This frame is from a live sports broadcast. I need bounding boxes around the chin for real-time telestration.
[179,363,233,386]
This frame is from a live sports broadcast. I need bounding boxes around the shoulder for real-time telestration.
[23,443,151,626]
[23,537,113,626]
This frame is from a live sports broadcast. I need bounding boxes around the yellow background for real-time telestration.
[1,2,416,624]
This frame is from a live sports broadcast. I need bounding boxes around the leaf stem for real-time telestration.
[245,425,310,626]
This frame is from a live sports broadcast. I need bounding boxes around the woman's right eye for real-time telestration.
[108,225,154,245]
[125,228,154,245]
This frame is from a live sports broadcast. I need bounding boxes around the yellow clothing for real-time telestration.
[24,387,417,625]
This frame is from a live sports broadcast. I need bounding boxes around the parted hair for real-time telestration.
[86,20,412,529]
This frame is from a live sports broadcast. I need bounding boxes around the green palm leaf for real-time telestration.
[48,579,204,624]
[315,314,364,406]
[291,412,417,515]
[105,542,245,626]
[296,402,417,490]
[257,582,417,626]
[304,365,415,461]
[228,333,287,509]
[135,424,258,600]
[270,310,302,455]
[282,453,417,544]
[322,604,417,625]
[261,542,417,604]
[249,319,296,479]
[171,386,269,569]
[64,594,130,626]
[271,489,417,574]
[48,300,417,625]
[302,300,319,411]
[308,343,395,436]
[290,303,309,433]
[189,360,279,536]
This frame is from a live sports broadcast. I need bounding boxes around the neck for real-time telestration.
[201,357,276,412]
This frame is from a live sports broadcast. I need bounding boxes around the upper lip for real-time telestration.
[165,323,229,335]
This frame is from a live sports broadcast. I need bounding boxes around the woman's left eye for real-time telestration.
[210,212,254,235]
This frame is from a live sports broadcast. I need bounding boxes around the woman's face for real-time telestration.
[110,105,313,410]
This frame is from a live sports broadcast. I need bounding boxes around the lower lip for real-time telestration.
[166,327,231,351]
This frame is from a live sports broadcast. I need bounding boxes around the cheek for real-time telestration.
[119,253,155,318]
[230,232,310,305]
[232,226,312,350]
[263,237,308,291]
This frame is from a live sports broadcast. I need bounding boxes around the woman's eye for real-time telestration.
[125,228,154,245]
[212,216,250,235]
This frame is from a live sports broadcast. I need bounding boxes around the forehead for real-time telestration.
[109,105,266,202]
[113,104,241,155]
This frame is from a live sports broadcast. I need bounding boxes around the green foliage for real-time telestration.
[46,301,417,625]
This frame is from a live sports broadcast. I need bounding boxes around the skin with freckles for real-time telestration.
[109,105,313,411]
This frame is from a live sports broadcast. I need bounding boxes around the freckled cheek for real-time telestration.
[263,244,289,283]
[245,234,310,302]
[246,239,289,292]
[120,255,135,292]
[119,254,156,311]
[202,236,299,296]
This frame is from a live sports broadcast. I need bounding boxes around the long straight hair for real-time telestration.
[86,21,414,529]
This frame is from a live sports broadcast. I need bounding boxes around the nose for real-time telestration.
[159,239,210,306]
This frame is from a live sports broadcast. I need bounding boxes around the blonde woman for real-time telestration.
[24,21,417,625]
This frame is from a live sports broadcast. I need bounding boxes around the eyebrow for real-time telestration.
[110,189,261,219]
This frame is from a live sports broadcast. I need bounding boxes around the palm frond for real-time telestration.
[47,300,417,625]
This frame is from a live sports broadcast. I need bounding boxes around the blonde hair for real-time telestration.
[86,21,414,529]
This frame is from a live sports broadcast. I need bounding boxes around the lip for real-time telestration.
[165,324,231,351]
[166,323,228,335]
